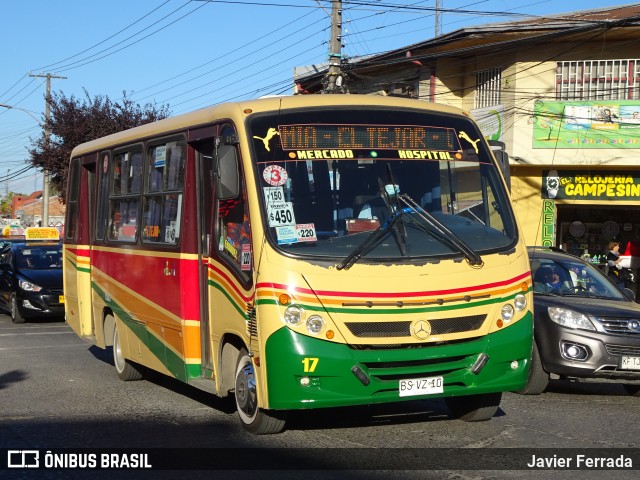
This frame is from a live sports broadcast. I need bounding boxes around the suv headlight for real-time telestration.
[18,279,42,292]
[548,306,595,331]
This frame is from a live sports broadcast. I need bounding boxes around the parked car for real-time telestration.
[519,246,640,396]
[0,240,64,323]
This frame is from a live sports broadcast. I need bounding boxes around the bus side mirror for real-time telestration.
[215,141,239,200]
[488,140,511,192]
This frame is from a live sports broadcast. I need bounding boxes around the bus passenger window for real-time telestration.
[142,139,186,244]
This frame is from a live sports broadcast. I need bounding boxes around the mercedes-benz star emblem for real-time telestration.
[411,320,431,340]
[628,320,640,332]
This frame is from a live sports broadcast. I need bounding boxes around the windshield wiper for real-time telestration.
[335,215,402,270]
[397,194,483,266]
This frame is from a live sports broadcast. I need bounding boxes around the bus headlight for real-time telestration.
[501,304,515,322]
[514,294,527,311]
[306,315,325,335]
[283,305,304,326]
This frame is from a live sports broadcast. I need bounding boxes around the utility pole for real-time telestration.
[435,0,442,37]
[323,0,343,93]
[29,72,66,227]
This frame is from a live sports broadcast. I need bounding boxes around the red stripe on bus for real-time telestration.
[256,271,530,298]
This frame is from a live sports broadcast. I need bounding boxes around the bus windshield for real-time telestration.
[249,107,516,263]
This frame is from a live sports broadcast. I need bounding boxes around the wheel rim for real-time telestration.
[235,355,258,424]
[11,296,17,320]
[113,328,125,373]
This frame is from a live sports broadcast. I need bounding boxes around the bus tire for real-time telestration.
[10,293,26,324]
[235,349,286,434]
[112,318,143,381]
[445,392,502,422]
[515,341,549,395]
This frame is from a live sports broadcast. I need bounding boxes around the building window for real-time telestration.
[475,67,502,108]
[556,60,640,100]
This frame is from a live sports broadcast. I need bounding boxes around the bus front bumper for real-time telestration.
[264,313,533,410]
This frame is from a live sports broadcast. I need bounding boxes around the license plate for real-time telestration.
[399,376,444,397]
[621,356,640,370]
[59,295,65,304]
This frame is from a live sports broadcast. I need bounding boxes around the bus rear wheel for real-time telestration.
[111,317,143,381]
[234,349,286,434]
[445,392,502,422]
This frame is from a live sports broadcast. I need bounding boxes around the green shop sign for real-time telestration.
[533,100,640,149]
[543,170,640,200]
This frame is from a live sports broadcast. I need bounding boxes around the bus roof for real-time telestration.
[70,95,469,158]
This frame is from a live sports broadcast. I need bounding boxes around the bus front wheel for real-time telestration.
[445,392,502,422]
[234,349,286,434]
[111,317,143,381]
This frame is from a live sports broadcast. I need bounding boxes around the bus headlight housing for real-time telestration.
[501,304,515,322]
[283,305,304,326]
[306,315,325,335]
[514,293,527,311]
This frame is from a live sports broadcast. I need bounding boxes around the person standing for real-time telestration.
[607,241,625,288]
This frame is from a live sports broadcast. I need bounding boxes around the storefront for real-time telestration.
[510,167,640,295]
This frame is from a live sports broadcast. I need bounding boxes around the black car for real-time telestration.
[0,241,64,323]
[520,246,640,397]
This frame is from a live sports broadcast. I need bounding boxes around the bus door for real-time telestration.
[209,125,256,352]
[64,155,96,338]
[191,135,216,377]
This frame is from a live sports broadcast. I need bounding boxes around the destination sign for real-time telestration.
[278,124,457,151]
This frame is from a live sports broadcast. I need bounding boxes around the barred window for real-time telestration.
[475,67,502,108]
[556,60,640,100]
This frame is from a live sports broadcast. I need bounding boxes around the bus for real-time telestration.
[64,94,533,434]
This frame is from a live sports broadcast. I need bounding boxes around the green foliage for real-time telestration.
[28,90,170,202]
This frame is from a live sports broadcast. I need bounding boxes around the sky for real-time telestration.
[0,0,634,195]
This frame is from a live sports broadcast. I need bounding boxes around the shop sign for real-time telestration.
[541,200,555,247]
[542,170,640,200]
[533,100,640,149]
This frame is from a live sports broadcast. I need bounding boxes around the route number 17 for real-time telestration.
[302,357,319,373]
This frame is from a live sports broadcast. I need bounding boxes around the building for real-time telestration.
[10,191,65,228]
[295,4,640,260]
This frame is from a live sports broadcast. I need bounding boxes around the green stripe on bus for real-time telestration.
[91,281,189,382]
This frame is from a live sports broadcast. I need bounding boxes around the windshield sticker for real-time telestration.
[240,244,252,271]
[263,186,285,206]
[296,223,317,242]
[275,225,298,245]
[263,165,288,186]
[253,127,280,152]
[459,131,481,153]
[224,237,238,259]
[267,202,296,227]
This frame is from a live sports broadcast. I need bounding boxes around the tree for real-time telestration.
[28,90,170,202]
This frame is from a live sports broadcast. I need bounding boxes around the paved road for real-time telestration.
[1,315,639,480]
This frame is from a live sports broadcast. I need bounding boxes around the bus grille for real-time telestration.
[344,314,486,338]
[246,304,257,337]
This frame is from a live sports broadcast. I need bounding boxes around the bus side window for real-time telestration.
[142,139,186,245]
[109,146,143,243]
